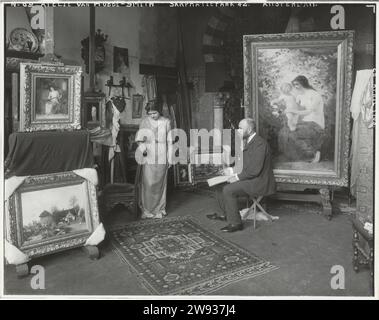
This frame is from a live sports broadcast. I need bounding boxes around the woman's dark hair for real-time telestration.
[292,75,315,90]
[145,98,162,114]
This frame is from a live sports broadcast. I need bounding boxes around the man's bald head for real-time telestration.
[238,118,256,138]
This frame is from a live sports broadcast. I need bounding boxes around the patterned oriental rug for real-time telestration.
[110,216,278,295]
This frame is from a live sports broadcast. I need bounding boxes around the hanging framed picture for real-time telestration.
[113,46,129,74]
[19,63,82,132]
[82,94,106,129]
[132,94,144,119]
[243,31,354,186]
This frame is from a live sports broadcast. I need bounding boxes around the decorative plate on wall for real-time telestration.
[9,28,39,53]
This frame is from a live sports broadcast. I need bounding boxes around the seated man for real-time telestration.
[207,118,276,232]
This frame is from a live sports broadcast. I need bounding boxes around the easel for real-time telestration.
[269,183,333,220]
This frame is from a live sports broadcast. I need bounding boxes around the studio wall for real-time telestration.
[5,6,178,126]
[180,4,375,131]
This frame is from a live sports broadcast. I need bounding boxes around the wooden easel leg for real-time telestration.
[319,188,332,220]
[16,263,29,278]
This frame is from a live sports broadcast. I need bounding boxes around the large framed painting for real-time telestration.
[243,31,354,186]
[19,63,82,131]
[6,171,100,258]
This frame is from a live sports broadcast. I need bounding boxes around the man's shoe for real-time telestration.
[206,213,227,221]
[220,224,243,232]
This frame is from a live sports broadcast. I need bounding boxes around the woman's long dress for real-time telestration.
[135,116,171,218]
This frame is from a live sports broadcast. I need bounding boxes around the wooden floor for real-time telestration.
[4,191,373,297]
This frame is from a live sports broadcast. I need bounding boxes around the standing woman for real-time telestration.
[135,99,172,219]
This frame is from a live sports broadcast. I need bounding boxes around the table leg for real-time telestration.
[319,188,332,220]
[352,229,360,272]
[16,263,29,278]
[84,245,100,260]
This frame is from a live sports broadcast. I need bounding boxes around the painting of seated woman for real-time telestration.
[35,77,70,120]
[257,47,338,173]
[244,31,354,186]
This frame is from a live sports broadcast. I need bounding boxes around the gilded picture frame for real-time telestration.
[6,171,100,258]
[19,62,82,132]
[243,31,354,187]
[132,94,144,119]
[82,95,106,129]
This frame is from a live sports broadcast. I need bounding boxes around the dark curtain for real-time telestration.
[176,9,192,136]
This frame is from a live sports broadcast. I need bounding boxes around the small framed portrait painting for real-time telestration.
[174,164,193,187]
[19,63,82,131]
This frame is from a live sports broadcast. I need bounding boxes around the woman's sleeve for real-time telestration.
[135,119,147,142]
[166,118,173,144]
[166,118,174,165]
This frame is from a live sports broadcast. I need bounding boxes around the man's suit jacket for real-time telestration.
[236,134,276,196]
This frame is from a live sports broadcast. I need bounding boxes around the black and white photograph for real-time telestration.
[1,0,377,304]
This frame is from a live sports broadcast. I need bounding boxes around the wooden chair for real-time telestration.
[241,196,273,229]
[352,217,374,292]
[101,182,137,216]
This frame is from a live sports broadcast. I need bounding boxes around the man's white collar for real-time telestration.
[247,132,256,144]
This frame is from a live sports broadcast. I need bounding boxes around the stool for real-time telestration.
[241,196,273,229]
[352,217,373,291]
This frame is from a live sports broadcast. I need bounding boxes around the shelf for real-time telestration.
[6,50,44,60]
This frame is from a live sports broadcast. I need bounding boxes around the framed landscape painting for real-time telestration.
[6,171,100,258]
[19,63,82,131]
[243,31,354,186]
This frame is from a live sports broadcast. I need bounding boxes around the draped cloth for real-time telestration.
[4,131,94,178]
[176,10,192,134]
[350,69,374,196]
[135,116,172,218]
